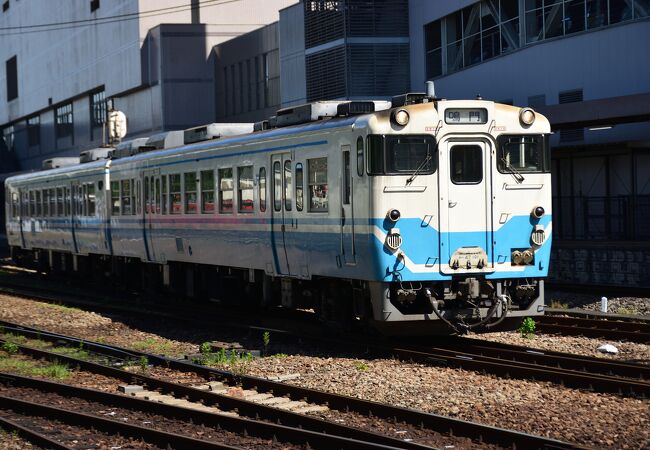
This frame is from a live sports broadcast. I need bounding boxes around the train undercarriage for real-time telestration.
[10,247,543,335]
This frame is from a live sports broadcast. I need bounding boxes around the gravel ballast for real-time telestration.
[0,293,648,448]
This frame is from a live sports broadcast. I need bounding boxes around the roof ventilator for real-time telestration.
[42,157,81,170]
[184,123,254,144]
[272,101,391,129]
[79,147,113,163]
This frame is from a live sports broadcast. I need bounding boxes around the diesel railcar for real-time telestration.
[5,92,552,334]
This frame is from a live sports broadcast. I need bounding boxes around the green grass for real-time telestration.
[0,356,70,380]
[50,346,90,360]
[353,361,369,371]
[42,303,80,313]
[131,337,174,355]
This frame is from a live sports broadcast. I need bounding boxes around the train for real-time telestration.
[4,88,552,334]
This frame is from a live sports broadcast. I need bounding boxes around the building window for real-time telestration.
[90,0,100,13]
[219,168,233,213]
[27,116,40,148]
[424,21,442,79]
[308,157,328,212]
[90,90,106,140]
[2,125,14,152]
[55,103,74,143]
[6,56,17,101]
[2,2,8,13]
[238,166,254,212]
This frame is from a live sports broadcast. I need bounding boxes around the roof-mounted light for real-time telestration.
[519,107,536,126]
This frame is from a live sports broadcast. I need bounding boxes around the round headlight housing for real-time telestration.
[387,209,401,222]
[532,206,545,219]
[519,107,536,126]
[392,109,410,126]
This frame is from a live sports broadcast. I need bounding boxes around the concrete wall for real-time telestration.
[280,3,307,107]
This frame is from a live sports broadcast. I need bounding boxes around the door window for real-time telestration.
[343,151,351,205]
[259,167,267,212]
[273,161,281,212]
[450,145,483,184]
[284,160,292,211]
[295,163,303,211]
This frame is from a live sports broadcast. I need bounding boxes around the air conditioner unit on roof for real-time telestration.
[184,123,254,144]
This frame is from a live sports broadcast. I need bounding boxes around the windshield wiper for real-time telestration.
[501,157,525,183]
[406,155,432,185]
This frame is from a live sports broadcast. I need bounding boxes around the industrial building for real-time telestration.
[2,0,649,287]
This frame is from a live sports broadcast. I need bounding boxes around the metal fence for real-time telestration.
[552,195,650,241]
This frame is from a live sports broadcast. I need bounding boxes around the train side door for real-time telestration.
[270,153,291,275]
[143,170,159,262]
[340,145,356,265]
[70,182,80,254]
[439,139,494,273]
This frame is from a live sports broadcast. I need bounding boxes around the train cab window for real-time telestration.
[218,168,233,214]
[367,135,437,175]
[284,161,292,211]
[295,163,304,212]
[200,170,214,213]
[497,135,550,173]
[238,166,254,213]
[121,180,132,215]
[356,136,364,177]
[308,157,328,212]
[259,167,267,212]
[35,190,42,216]
[56,188,63,216]
[87,183,96,216]
[450,145,483,184]
[161,176,168,215]
[111,181,120,215]
[170,174,181,214]
[273,162,281,212]
[184,172,197,214]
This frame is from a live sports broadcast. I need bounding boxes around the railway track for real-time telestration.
[536,314,650,343]
[0,319,581,449]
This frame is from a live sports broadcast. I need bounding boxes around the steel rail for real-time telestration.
[544,307,650,324]
[0,372,398,450]
[0,321,582,450]
[535,315,650,343]
[423,336,650,381]
[0,414,74,450]
[0,339,429,450]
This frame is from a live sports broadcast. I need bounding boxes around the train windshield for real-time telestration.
[367,134,437,175]
[496,135,550,173]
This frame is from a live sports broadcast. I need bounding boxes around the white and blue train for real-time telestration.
[5,91,552,334]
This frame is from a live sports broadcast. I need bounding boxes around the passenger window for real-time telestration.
[184,173,196,214]
[111,181,120,215]
[43,189,50,217]
[450,145,483,184]
[56,188,63,216]
[259,167,267,212]
[308,157,328,212]
[170,174,181,214]
[284,160,292,211]
[200,170,214,213]
[35,190,42,216]
[155,177,161,214]
[218,168,233,214]
[295,163,304,212]
[343,151,351,205]
[87,183,96,216]
[273,161,281,212]
[121,180,132,215]
[238,166,254,213]
[161,176,168,215]
[64,188,71,216]
[356,137,364,177]
[49,188,56,216]
[144,177,150,213]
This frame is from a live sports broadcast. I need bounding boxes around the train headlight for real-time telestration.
[519,107,536,126]
[531,225,545,247]
[522,249,534,265]
[392,109,410,126]
[511,250,523,265]
[387,208,401,222]
[386,228,403,251]
[532,206,545,219]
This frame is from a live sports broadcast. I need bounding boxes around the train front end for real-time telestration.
[366,97,552,334]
